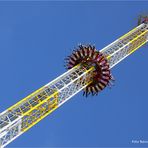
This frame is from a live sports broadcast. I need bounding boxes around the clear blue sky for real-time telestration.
[0,1,148,147]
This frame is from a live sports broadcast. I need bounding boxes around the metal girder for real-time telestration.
[0,23,148,147]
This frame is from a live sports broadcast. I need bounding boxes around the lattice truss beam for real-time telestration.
[0,23,148,147]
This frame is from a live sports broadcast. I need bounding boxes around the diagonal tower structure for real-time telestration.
[0,19,148,147]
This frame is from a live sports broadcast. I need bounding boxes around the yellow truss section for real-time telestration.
[106,28,148,60]
[128,30,148,55]
[22,91,59,132]
[7,86,45,112]
[119,25,140,40]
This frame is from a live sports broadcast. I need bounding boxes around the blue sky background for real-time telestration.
[0,1,148,147]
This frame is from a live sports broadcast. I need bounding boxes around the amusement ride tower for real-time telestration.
[0,17,148,147]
